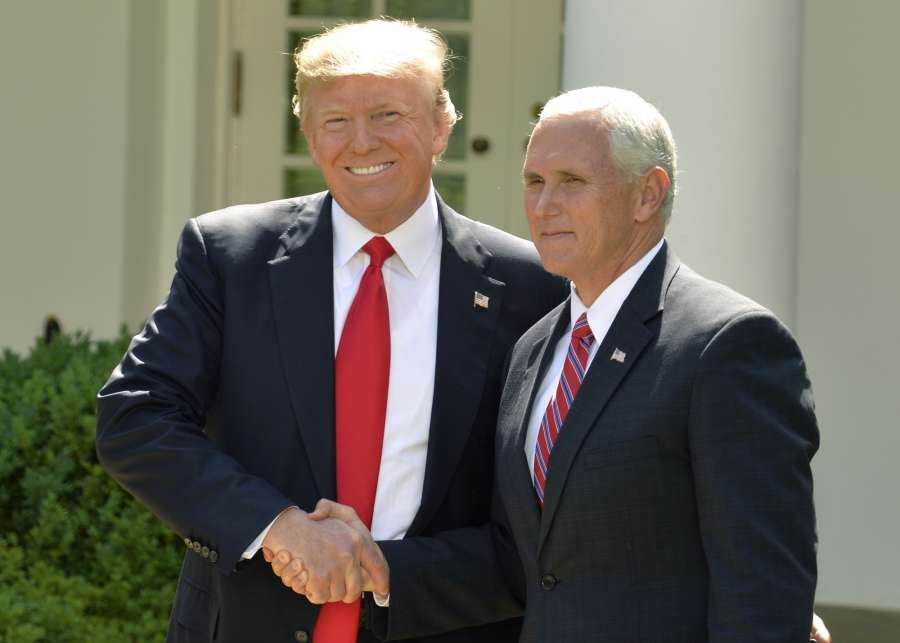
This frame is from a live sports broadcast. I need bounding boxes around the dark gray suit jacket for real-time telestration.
[493,242,819,642]
[371,242,819,642]
[96,192,566,643]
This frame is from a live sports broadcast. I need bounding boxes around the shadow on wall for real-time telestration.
[817,605,900,643]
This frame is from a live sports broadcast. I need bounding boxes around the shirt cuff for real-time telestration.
[241,506,297,560]
[372,592,390,608]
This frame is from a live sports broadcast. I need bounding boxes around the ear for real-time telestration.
[634,166,670,222]
[431,111,451,158]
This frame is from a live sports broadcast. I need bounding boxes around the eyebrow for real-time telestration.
[522,168,582,180]
[316,100,408,115]
[315,106,348,118]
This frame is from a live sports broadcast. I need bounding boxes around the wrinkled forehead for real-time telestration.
[526,115,612,171]
[306,73,436,112]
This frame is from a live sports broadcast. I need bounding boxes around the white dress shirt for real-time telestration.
[523,239,664,479]
[243,186,442,557]
[331,187,441,541]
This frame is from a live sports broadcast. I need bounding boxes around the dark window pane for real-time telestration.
[385,0,470,20]
[286,31,319,155]
[288,0,372,17]
[433,173,465,213]
[284,167,328,198]
[441,33,468,161]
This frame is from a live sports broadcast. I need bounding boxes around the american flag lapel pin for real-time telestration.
[610,348,626,363]
[473,291,490,309]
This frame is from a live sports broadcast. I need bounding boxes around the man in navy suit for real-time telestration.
[96,19,564,643]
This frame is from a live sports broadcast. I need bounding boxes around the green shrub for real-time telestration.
[0,331,182,643]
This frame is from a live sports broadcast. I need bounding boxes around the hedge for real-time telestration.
[0,331,182,642]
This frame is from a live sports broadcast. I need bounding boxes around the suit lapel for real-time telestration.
[537,243,680,553]
[499,304,570,548]
[511,304,571,457]
[406,202,505,535]
[268,194,337,500]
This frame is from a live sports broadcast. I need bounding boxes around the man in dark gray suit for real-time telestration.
[305,86,825,642]
[492,86,820,642]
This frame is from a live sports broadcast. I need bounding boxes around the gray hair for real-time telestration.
[540,86,677,223]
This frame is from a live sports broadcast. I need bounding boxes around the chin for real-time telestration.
[537,257,571,280]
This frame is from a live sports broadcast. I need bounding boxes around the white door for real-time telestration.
[226,0,562,237]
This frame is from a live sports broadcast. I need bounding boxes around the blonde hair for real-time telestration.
[541,86,678,223]
[292,19,459,132]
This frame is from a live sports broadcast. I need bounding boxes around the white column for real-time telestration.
[0,0,129,352]
[796,0,900,611]
[157,0,200,297]
[562,0,802,325]
[562,0,900,614]
[122,0,165,328]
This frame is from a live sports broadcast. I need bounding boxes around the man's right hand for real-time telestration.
[260,506,388,604]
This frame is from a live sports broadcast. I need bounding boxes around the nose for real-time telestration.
[530,184,560,220]
[350,118,379,155]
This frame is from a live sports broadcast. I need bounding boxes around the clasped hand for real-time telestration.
[260,500,388,604]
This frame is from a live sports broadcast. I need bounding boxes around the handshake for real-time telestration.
[260,499,390,605]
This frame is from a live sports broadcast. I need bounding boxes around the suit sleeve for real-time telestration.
[689,310,819,642]
[365,484,525,640]
[95,218,294,572]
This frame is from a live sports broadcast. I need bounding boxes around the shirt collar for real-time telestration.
[570,238,665,338]
[331,184,441,278]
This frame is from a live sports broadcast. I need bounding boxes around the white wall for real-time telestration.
[797,0,900,611]
[0,1,129,353]
[562,0,803,325]
[0,1,221,349]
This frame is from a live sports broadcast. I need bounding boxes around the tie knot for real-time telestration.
[363,236,395,268]
[572,313,594,344]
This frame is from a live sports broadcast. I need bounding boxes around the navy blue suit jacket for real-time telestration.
[96,192,566,643]
[379,243,819,643]
[495,243,819,642]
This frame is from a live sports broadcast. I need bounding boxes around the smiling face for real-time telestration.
[302,74,450,233]
[523,114,665,305]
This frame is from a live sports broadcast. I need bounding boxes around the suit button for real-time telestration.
[540,573,557,590]
[293,630,309,642]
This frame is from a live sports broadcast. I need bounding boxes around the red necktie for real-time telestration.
[315,237,394,643]
[533,312,594,509]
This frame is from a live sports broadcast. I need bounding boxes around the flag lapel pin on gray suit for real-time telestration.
[610,348,626,363]
[473,291,490,309]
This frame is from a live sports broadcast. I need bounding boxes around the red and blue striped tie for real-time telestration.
[533,312,594,508]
